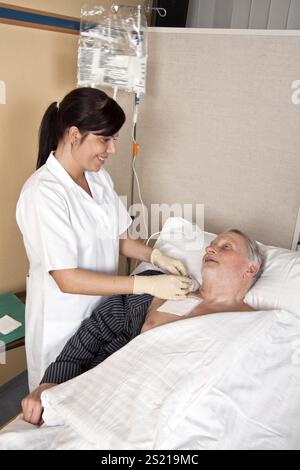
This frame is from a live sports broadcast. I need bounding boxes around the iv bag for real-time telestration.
[77,5,148,94]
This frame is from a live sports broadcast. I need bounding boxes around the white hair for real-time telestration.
[224,229,265,286]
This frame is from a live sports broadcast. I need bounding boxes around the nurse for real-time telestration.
[16,87,191,391]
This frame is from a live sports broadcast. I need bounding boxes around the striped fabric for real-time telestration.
[41,270,161,385]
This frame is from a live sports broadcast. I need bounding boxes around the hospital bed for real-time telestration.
[1,219,300,450]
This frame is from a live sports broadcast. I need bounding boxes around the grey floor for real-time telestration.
[0,371,28,427]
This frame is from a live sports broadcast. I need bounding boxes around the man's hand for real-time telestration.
[21,383,56,425]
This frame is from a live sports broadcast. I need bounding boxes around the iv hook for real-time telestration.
[111,3,167,18]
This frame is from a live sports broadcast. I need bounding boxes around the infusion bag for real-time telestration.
[77,5,148,94]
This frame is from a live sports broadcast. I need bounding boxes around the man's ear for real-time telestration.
[244,262,260,280]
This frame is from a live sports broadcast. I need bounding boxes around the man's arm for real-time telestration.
[22,307,110,425]
[22,296,177,425]
[40,309,109,385]
[22,313,106,425]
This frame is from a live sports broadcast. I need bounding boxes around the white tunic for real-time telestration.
[16,152,132,390]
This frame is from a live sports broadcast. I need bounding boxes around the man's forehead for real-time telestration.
[213,232,245,246]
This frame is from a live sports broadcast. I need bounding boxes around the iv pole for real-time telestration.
[111,3,167,273]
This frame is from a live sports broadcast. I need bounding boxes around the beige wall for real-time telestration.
[134,30,300,249]
[0,24,76,293]
[0,1,143,293]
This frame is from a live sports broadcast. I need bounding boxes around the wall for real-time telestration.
[1,3,300,294]
[133,29,300,249]
[187,0,300,29]
[0,1,144,294]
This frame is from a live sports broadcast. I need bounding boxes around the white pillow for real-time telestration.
[133,217,212,281]
[245,244,300,313]
[133,217,300,314]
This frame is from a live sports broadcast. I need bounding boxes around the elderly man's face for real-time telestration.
[202,232,252,283]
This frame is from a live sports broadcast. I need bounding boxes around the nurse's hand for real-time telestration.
[151,249,188,276]
[133,274,192,300]
[21,383,56,425]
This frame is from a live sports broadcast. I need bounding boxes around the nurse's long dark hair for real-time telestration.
[36,87,126,169]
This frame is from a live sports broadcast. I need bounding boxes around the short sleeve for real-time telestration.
[17,186,78,272]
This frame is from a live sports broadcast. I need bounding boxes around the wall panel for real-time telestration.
[133,29,300,249]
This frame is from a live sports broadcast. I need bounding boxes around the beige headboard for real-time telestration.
[129,28,300,249]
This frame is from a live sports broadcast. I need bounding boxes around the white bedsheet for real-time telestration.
[1,309,300,450]
[0,415,64,450]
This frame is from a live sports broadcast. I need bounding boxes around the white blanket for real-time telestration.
[36,309,300,450]
[1,309,300,450]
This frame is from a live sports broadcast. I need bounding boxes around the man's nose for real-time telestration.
[206,245,217,254]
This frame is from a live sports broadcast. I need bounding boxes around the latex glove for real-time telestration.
[150,249,188,276]
[133,274,192,300]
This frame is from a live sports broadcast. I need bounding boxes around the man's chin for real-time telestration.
[201,263,220,279]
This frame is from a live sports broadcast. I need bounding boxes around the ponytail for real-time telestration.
[36,102,59,169]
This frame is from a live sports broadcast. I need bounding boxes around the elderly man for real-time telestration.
[141,229,264,332]
[21,229,264,425]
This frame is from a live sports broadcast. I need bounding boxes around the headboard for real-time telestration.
[114,28,300,249]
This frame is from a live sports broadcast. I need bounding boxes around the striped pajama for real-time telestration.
[41,270,161,384]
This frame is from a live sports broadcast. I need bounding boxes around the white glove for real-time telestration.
[133,275,192,300]
[150,249,188,276]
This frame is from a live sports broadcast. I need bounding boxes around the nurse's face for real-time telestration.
[72,130,118,172]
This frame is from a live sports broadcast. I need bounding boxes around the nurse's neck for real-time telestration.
[55,142,85,184]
